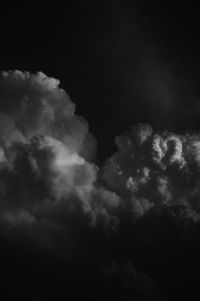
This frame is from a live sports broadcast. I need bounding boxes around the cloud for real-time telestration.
[0,70,97,157]
[0,70,121,242]
[101,123,200,222]
[1,71,200,299]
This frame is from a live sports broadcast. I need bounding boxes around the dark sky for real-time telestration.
[1,2,200,160]
[1,3,200,300]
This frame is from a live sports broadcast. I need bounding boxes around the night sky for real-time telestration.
[0,1,200,300]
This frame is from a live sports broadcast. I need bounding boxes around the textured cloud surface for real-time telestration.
[101,123,200,221]
[1,71,200,299]
[0,71,120,245]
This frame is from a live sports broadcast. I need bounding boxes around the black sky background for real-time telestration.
[1,2,200,300]
[1,1,200,160]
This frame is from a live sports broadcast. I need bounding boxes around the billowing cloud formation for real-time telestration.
[0,71,120,241]
[0,71,95,155]
[101,123,200,221]
[1,71,200,299]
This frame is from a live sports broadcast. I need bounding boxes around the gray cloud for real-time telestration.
[1,71,200,242]
[1,71,200,299]
[101,123,200,222]
[0,70,121,248]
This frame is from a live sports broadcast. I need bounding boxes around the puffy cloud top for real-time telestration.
[101,123,200,221]
[0,71,120,235]
[0,71,93,155]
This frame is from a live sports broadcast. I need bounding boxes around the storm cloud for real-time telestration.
[1,71,200,300]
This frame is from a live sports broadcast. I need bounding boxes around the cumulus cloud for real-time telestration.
[0,70,122,244]
[101,123,200,222]
[0,71,97,157]
[0,71,199,241]
[1,70,200,299]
